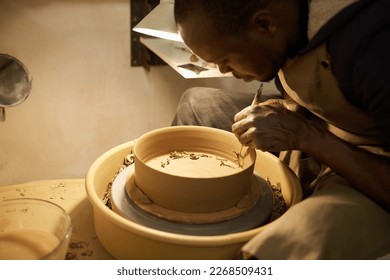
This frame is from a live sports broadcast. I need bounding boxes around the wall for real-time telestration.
[0,0,261,186]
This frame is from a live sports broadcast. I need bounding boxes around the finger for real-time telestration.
[238,127,256,146]
[233,106,252,122]
[260,98,281,104]
[234,111,245,122]
[232,118,251,136]
[260,98,300,112]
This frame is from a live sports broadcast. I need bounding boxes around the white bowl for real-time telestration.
[85,126,302,259]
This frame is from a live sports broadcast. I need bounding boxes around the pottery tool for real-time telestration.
[237,83,264,167]
[252,82,263,106]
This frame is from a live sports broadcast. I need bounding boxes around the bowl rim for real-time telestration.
[133,126,256,180]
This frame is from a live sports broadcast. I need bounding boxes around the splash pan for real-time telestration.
[85,126,302,259]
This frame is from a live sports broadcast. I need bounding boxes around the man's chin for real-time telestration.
[234,74,255,82]
[234,73,274,82]
[243,77,255,82]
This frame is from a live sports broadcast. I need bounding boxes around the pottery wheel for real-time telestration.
[126,167,262,224]
[110,165,274,236]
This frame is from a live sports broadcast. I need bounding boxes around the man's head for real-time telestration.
[174,0,303,82]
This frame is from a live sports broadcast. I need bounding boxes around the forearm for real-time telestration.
[299,123,390,212]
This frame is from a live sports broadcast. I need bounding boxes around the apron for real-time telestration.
[277,42,390,195]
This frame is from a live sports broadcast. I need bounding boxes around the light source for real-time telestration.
[133,0,182,42]
[132,0,231,79]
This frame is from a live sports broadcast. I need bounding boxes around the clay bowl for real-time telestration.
[130,126,257,223]
[85,126,302,259]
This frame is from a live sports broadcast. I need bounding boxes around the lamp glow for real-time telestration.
[133,0,183,42]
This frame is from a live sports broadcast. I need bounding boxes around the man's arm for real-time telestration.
[299,120,390,212]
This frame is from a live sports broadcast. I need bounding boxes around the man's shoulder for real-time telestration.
[327,0,390,105]
[301,0,388,54]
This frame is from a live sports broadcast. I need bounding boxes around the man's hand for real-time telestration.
[232,98,311,152]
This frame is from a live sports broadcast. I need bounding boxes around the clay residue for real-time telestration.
[66,241,93,260]
[147,151,243,178]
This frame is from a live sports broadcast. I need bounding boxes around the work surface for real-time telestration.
[0,179,114,260]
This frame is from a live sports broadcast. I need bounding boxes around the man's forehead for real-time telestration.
[178,12,220,42]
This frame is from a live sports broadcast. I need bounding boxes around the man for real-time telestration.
[172,0,390,259]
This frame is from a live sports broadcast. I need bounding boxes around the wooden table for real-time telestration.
[0,179,114,259]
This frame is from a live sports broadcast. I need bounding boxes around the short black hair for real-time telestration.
[174,0,270,35]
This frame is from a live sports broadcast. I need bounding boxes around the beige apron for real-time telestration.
[278,42,390,194]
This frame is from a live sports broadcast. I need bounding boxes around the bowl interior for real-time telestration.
[134,126,256,175]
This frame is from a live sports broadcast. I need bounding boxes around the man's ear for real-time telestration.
[251,10,277,35]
